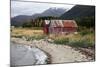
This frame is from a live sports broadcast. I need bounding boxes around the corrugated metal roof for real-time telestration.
[45,20,77,27]
[63,20,78,27]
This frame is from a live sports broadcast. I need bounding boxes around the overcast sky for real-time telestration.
[11,0,94,17]
[11,0,94,5]
[11,1,75,17]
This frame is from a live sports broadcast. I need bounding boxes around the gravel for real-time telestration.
[11,38,93,65]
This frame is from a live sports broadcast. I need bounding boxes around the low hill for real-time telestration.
[60,5,95,19]
[11,8,67,26]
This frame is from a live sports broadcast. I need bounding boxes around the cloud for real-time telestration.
[11,1,74,17]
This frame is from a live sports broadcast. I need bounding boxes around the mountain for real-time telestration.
[41,8,67,17]
[11,15,32,26]
[60,5,95,19]
[11,7,67,26]
[31,7,67,19]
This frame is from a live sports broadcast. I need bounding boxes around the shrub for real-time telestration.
[25,35,46,41]
[53,34,95,48]
[11,35,23,38]
[53,38,69,45]
[22,22,33,28]
[69,38,94,48]
[79,29,91,36]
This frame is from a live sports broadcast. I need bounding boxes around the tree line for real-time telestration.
[22,16,58,27]
[22,16,95,30]
[75,16,95,28]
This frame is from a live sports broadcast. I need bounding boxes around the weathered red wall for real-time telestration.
[43,27,77,34]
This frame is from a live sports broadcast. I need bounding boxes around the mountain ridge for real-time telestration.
[60,5,95,19]
[11,7,67,26]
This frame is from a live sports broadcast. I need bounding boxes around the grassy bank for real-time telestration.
[11,27,46,40]
[11,27,95,49]
[52,29,95,49]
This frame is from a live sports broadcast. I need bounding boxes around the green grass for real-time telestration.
[25,35,46,41]
[11,27,95,48]
[69,39,94,48]
[11,35,24,38]
[11,34,46,41]
[53,37,94,48]
[53,30,95,48]
[53,38,69,45]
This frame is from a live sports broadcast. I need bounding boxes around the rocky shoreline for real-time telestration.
[11,37,94,66]
[11,42,49,66]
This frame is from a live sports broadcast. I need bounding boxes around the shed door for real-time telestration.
[44,27,49,34]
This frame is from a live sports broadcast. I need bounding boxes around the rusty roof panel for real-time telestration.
[45,20,77,27]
